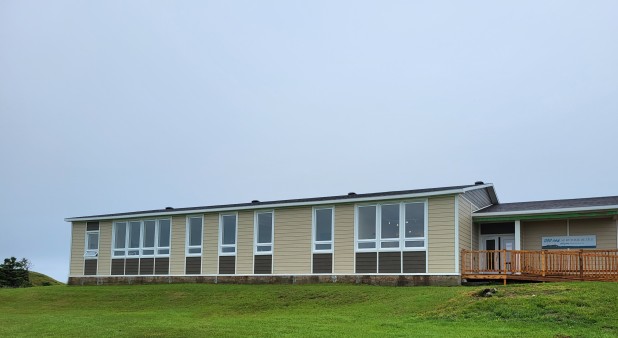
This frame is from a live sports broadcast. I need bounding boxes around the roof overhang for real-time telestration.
[463,183,499,204]
[473,205,618,223]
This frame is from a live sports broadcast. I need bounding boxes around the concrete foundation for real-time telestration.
[68,275,461,286]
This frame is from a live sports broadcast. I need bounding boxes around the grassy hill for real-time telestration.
[28,271,63,286]
[1,282,617,337]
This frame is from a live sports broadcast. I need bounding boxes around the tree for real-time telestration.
[0,257,31,288]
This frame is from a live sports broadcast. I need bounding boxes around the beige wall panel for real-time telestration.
[236,211,254,274]
[202,213,219,274]
[98,221,113,275]
[428,196,456,273]
[458,195,473,251]
[170,216,186,275]
[273,207,312,274]
[521,220,567,250]
[569,218,617,249]
[334,203,354,273]
[472,223,480,251]
[70,222,86,276]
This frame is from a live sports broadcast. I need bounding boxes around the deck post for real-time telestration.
[541,251,546,277]
[502,249,507,285]
[579,250,584,279]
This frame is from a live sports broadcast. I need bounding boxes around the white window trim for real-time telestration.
[312,206,334,253]
[254,210,274,255]
[354,200,428,253]
[219,212,238,256]
[84,230,99,258]
[355,204,378,251]
[185,215,204,257]
[111,218,172,258]
[141,219,158,256]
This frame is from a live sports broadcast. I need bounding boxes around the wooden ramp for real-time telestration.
[461,249,618,283]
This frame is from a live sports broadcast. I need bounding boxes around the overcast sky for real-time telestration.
[1,1,617,282]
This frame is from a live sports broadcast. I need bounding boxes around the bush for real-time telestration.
[0,257,31,288]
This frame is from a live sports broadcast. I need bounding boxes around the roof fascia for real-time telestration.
[473,210,618,223]
[473,204,618,218]
[65,188,466,222]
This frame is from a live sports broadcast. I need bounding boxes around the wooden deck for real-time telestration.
[461,249,618,283]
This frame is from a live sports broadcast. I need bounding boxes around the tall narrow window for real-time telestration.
[113,222,127,256]
[380,204,400,249]
[404,202,425,248]
[128,221,141,256]
[142,220,156,255]
[158,219,171,255]
[85,231,99,257]
[357,205,377,249]
[313,208,333,252]
[255,211,273,254]
[186,216,203,255]
[220,214,237,255]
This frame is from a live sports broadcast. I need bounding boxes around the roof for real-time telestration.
[473,196,618,220]
[66,183,495,222]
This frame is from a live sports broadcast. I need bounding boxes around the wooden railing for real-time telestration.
[461,249,618,282]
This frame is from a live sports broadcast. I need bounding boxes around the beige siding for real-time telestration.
[428,196,456,273]
[70,222,86,276]
[273,207,312,274]
[236,211,253,274]
[334,204,355,273]
[472,223,480,250]
[569,218,617,249]
[170,216,186,275]
[98,221,113,275]
[203,213,218,274]
[458,195,473,251]
[522,220,567,250]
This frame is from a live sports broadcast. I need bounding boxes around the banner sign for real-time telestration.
[541,235,597,249]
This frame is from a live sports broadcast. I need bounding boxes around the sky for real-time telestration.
[1,1,617,282]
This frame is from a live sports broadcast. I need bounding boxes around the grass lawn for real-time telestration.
[1,282,617,337]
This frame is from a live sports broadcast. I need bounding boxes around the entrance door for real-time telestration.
[482,236,498,270]
[481,235,515,272]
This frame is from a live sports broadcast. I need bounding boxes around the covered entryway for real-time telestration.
[465,196,618,283]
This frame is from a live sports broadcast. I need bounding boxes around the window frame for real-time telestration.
[219,212,238,256]
[84,230,100,258]
[112,218,172,258]
[354,200,428,252]
[312,206,335,253]
[254,210,274,255]
[185,215,204,257]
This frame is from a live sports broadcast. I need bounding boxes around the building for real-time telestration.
[65,182,618,285]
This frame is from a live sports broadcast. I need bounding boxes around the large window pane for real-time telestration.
[358,206,376,240]
[129,221,141,248]
[222,215,236,245]
[257,213,273,244]
[405,203,424,238]
[114,222,127,249]
[158,219,171,247]
[189,217,202,246]
[143,220,156,248]
[381,204,400,239]
[315,209,333,242]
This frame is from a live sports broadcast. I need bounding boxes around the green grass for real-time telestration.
[1,282,617,337]
[28,271,64,286]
